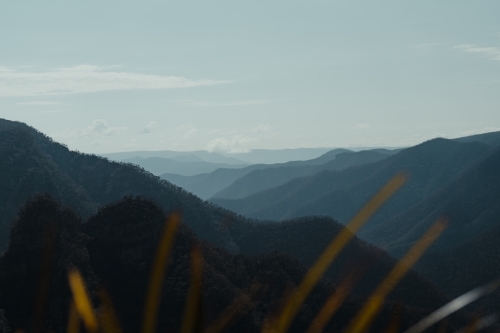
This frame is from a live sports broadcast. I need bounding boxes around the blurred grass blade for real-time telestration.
[68,268,98,333]
[141,213,180,333]
[345,218,447,333]
[99,288,123,333]
[403,280,500,333]
[268,173,407,333]
[67,301,80,333]
[305,272,356,333]
[181,245,204,333]
[205,283,261,333]
[455,314,498,333]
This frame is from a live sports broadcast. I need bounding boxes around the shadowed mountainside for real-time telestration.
[418,222,500,313]
[359,145,500,257]
[0,196,454,333]
[0,119,448,309]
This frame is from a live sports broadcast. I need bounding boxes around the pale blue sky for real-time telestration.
[1,0,499,153]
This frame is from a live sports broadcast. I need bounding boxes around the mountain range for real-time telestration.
[1,117,500,332]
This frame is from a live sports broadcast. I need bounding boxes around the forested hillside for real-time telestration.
[0,119,463,311]
[358,146,500,257]
[0,196,454,333]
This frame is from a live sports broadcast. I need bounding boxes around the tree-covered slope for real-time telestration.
[0,118,243,252]
[359,146,500,257]
[0,196,452,333]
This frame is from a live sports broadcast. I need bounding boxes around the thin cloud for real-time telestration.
[454,44,500,61]
[206,135,256,153]
[177,124,198,139]
[186,100,271,107]
[55,119,127,139]
[253,124,270,133]
[0,65,229,97]
[140,121,159,134]
[413,43,440,49]
[351,123,370,130]
[17,101,60,105]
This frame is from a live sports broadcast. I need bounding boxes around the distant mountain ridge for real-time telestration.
[160,148,351,199]
[102,149,248,165]
[122,156,249,176]
[212,149,397,200]
[210,139,493,247]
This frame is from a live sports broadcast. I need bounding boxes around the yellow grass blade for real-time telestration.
[67,301,80,333]
[267,173,407,333]
[305,272,356,333]
[99,288,123,333]
[344,218,447,333]
[404,279,500,333]
[181,245,204,333]
[141,213,180,333]
[68,268,98,333]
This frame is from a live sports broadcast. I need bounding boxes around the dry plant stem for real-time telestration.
[141,213,180,333]
[267,173,407,333]
[344,218,447,333]
[68,268,98,333]
[181,245,204,333]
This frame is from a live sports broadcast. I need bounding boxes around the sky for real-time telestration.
[1,0,499,154]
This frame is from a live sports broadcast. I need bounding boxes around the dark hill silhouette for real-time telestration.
[0,195,98,333]
[212,150,396,200]
[0,196,452,333]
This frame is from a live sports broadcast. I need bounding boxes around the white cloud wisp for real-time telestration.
[56,119,127,139]
[0,65,228,97]
[454,45,500,61]
[206,135,256,153]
